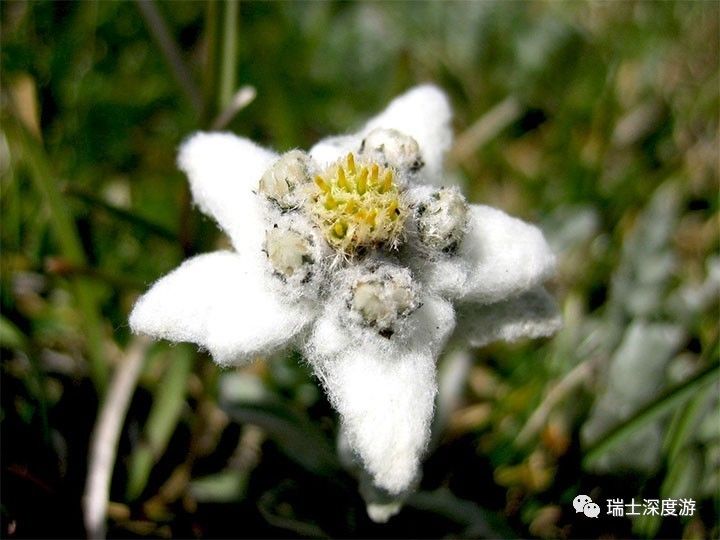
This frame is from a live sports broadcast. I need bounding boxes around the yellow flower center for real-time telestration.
[308,153,407,254]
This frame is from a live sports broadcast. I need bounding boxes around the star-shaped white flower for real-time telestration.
[130,85,561,497]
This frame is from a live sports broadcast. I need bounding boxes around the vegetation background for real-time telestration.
[1,1,718,538]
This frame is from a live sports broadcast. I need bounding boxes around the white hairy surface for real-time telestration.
[178,132,276,256]
[129,252,317,365]
[304,294,455,494]
[310,85,452,184]
[410,204,557,303]
[455,287,562,347]
[131,85,561,505]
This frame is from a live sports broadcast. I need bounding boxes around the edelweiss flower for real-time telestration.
[130,85,561,500]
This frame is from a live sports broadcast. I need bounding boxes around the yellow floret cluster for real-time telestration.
[308,153,408,254]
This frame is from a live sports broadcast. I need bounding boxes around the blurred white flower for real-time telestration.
[130,85,561,502]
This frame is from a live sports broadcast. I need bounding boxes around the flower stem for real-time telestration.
[84,337,150,539]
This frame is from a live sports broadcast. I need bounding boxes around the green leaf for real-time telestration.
[408,488,517,539]
[663,383,716,463]
[583,353,719,469]
[189,470,247,503]
[126,344,193,500]
[7,119,109,391]
[218,369,338,475]
[582,321,685,472]
[65,187,178,242]
[0,315,28,351]
[608,180,682,323]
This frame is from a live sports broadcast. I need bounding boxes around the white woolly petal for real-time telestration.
[406,252,469,300]
[455,287,562,348]
[178,132,277,254]
[459,205,556,302]
[305,295,455,494]
[129,251,317,365]
[366,502,403,524]
[412,204,556,303]
[363,85,452,182]
[308,135,359,169]
[309,85,452,181]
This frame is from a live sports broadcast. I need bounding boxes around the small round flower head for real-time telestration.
[414,187,469,254]
[360,128,424,175]
[346,263,419,336]
[258,150,313,209]
[307,153,409,254]
[263,217,325,292]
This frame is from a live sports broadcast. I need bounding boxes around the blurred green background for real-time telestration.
[1,1,718,538]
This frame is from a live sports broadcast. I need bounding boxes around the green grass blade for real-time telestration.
[7,119,109,392]
[222,400,339,476]
[202,0,220,123]
[65,187,178,242]
[663,383,715,463]
[583,350,720,469]
[126,344,193,500]
[134,0,203,115]
[218,0,239,111]
[0,315,28,351]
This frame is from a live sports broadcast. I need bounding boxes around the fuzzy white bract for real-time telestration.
[130,85,561,506]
